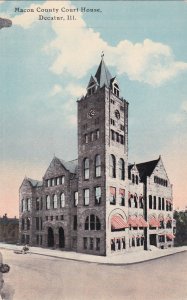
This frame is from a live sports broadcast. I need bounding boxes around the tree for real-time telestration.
[173,209,187,246]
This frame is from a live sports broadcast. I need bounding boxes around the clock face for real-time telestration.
[87,109,96,119]
[115,109,120,120]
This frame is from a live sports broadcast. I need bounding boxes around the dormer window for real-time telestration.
[111,79,120,97]
[87,84,96,96]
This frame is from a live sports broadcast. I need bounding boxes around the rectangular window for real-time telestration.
[158,197,161,210]
[83,237,87,249]
[85,134,88,144]
[62,176,65,184]
[96,238,100,251]
[40,218,43,230]
[149,195,152,209]
[111,130,115,141]
[91,132,94,142]
[162,198,165,210]
[36,235,39,245]
[40,197,43,210]
[56,216,58,220]
[61,215,64,220]
[51,216,53,221]
[153,196,157,209]
[120,135,124,144]
[73,215,77,231]
[120,124,124,131]
[90,237,94,250]
[36,217,39,231]
[95,187,101,205]
[119,189,125,206]
[74,191,78,207]
[45,216,48,221]
[96,129,100,139]
[110,186,116,205]
[116,132,119,142]
[84,189,89,206]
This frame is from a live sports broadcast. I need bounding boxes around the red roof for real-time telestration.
[128,217,138,227]
[139,217,148,227]
[166,233,175,240]
[111,215,129,230]
[149,217,160,227]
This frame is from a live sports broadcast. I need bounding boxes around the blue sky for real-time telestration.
[0,0,187,216]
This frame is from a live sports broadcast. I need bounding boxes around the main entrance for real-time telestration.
[47,227,54,247]
[59,227,65,248]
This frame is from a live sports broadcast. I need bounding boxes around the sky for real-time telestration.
[0,0,187,217]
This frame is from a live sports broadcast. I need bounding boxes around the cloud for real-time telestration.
[50,84,62,97]
[65,83,85,97]
[4,0,187,86]
[107,39,187,86]
[168,100,187,125]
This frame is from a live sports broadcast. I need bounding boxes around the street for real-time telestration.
[1,249,187,300]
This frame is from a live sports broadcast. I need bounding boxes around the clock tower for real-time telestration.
[77,55,129,255]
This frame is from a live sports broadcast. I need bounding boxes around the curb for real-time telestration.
[1,245,186,266]
[28,249,187,266]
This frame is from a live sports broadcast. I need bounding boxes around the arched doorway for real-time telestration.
[59,227,65,248]
[48,227,54,247]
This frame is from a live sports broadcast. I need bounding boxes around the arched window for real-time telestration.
[83,158,89,180]
[26,218,30,230]
[46,195,50,210]
[84,215,101,231]
[60,193,65,208]
[132,174,135,184]
[119,158,125,180]
[95,154,101,177]
[36,198,40,211]
[110,154,116,178]
[135,175,139,185]
[53,195,58,209]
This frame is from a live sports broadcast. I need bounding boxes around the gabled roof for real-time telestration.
[27,178,43,187]
[94,57,112,88]
[87,75,98,88]
[59,158,78,174]
[136,158,160,182]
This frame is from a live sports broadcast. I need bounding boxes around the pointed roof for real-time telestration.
[94,56,112,88]
[136,158,160,182]
[59,158,78,174]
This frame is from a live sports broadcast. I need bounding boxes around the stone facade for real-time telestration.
[0,214,19,244]
[19,57,174,256]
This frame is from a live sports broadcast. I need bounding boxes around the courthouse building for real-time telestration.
[19,57,174,256]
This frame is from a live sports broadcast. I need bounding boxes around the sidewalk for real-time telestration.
[0,242,186,265]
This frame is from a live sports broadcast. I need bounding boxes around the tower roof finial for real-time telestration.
[101,51,104,59]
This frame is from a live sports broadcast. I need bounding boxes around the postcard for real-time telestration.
[0,1,187,299]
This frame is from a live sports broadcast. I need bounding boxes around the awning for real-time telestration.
[119,188,125,196]
[165,217,172,223]
[138,217,148,227]
[110,187,116,196]
[111,215,129,230]
[128,217,138,227]
[149,217,160,227]
[166,233,175,240]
